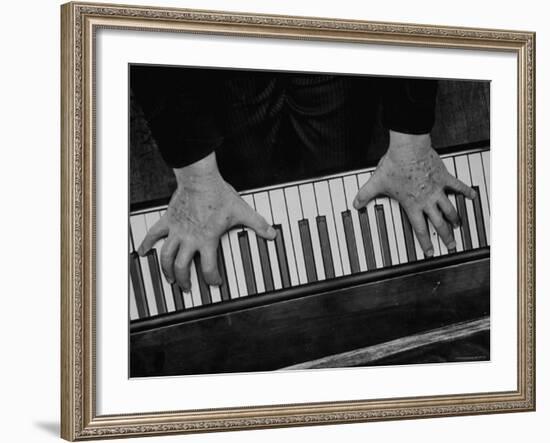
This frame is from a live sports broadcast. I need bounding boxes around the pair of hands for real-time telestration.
[138,132,476,290]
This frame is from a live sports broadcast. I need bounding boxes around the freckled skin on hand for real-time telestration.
[354,134,473,255]
[139,162,275,289]
[167,179,238,244]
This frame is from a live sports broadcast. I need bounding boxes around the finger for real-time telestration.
[138,217,169,256]
[199,245,222,286]
[445,174,477,200]
[160,237,179,284]
[408,209,433,257]
[174,247,194,292]
[437,194,460,228]
[353,174,383,209]
[235,204,276,240]
[425,205,455,250]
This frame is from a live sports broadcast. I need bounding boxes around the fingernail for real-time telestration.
[353,198,360,210]
[453,221,461,228]
[267,226,277,238]
[168,278,175,285]
[447,240,456,250]
[426,248,434,258]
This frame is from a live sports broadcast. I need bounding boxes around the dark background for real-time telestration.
[130,76,489,206]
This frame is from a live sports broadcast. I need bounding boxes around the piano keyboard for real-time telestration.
[129,148,490,321]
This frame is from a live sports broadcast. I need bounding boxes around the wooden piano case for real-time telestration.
[131,247,489,377]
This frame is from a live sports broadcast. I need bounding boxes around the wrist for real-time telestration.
[387,130,431,157]
[173,152,222,190]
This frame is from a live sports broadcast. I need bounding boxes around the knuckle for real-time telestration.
[433,219,445,230]
[415,226,428,239]
[160,249,172,263]
[202,261,216,274]
[174,260,188,273]
[448,211,459,222]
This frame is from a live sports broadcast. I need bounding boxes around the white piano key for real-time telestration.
[446,193,464,252]
[299,183,326,281]
[442,157,463,253]
[413,229,425,260]
[469,153,491,245]
[242,194,266,293]
[228,228,248,297]
[254,192,282,290]
[455,155,480,249]
[210,286,222,303]
[439,224,449,255]
[189,260,202,307]
[221,233,240,298]
[129,279,139,320]
[357,173,384,269]
[389,198,408,264]
[342,176,368,272]
[328,178,351,275]
[314,181,343,278]
[145,211,175,312]
[377,197,401,265]
[182,288,194,309]
[129,215,158,316]
[160,209,198,307]
[427,218,441,257]
[128,230,139,320]
[482,150,491,212]
[284,187,308,285]
[270,188,300,286]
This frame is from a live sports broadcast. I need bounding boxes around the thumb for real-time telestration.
[137,216,169,256]
[353,174,383,210]
[234,204,276,240]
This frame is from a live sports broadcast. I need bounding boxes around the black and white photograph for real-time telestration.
[128,66,491,377]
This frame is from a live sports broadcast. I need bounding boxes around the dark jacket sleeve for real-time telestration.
[130,65,225,169]
[382,78,438,134]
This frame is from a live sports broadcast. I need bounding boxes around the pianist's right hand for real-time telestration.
[137,152,277,291]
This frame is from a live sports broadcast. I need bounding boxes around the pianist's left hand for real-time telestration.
[137,152,277,291]
[353,130,477,257]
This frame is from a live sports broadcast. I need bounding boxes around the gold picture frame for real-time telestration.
[61,1,536,440]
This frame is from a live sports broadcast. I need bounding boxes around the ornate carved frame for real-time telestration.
[60,2,536,440]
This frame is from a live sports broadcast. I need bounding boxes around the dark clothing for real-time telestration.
[131,66,437,190]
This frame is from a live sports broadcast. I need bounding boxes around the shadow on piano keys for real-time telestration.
[129,145,491,377]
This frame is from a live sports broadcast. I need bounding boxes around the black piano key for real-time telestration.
[342,210,360,273]
[146,249,167,315]
[171,283,186,310]
[238,230,257,295]
[257,237,275,292]
[217,244,231,301]
[375,204,392,267]
[273,224,291,288]
[129,251,150,318]
[399,206,417,262]
[298,219,318,283]
[471,186,487,247]
[358,208,377,270]
[194,256,212,305]
[456,194,473,250]
[316,216,335,279]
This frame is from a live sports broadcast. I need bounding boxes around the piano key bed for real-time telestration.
[130,147,490,320]
[130,145,491,376]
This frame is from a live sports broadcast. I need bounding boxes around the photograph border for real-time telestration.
[61,2,535,440]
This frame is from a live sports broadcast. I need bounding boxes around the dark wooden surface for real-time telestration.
[282,317,490,369]
[130,255,490,377]
[130,80,490,205]
[369,329,490,366]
